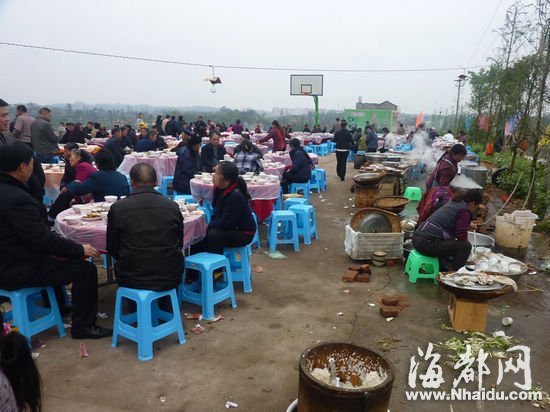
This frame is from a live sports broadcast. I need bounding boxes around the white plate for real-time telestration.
[81,216,103,222]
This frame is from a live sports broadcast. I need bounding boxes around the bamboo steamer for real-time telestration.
[374,196,409,214]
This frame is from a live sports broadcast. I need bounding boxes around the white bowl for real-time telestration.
[104,196,118,203]
[71,205,88,214]
[186,203,199,211]
[64,215,81,225]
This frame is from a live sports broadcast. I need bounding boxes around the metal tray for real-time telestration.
[439,273,505,292]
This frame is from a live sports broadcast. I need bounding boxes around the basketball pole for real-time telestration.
[313,95,319,127]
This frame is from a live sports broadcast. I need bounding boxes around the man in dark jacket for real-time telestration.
[201,133,226,173]
[173,135,202,194]
[0,142,111,339]
[281,138,313,193]
[333,120,353,181]
[103,127,125,167]
[165,116,179,137]
[30,107,60,163]
[107,163,184,291]
[365,126,379,152]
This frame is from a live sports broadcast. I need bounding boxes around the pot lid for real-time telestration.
[357,213,392,233]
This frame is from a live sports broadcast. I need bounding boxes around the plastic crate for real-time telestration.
[344,225,404,260]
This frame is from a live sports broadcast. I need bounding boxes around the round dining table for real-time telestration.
[55,207,207,252]
[118,153,178,185]
[44,165,65,201]
[190,178,280,221]
[264,153,318,167]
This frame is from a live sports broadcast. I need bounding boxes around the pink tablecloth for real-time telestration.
[225,144,269,156]
[190,178,280,203]
[55,208,206,251]
[263,163,286,177]
[264,153,318,167]
[118,154,177,185]
[44,167,65,200]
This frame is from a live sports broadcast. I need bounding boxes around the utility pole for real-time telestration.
[454,74,468,132]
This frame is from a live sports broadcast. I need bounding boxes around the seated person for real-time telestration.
[412,190,482,271]
[135,129,166,152]
[121,125,137,149]
[303,124,311,133]
[416,186,453,226]
[173,135,202,194]
[0,311,42,412]
[59,142,79,189]
[234,133,263,158]
[103,127,125,167]
[107,163,183,292]
[281,138,313,193]
[192,161,256,255]
[0,142,111,339]
[201,133,226,173]
[234,140,263,175]
[48,148,97,218]
[66,150,129,202]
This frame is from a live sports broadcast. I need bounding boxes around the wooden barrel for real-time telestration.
[354,184,379,208]
[298,342,394,412]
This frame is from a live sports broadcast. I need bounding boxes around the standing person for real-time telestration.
[258,120,286,152]
[30,107,59,163]
[173,135,201,194]
[332,117,341,133]
[457,131,467,144]
[165,116,178,136]
[191,162,256,255]
[425,144,466,189]
[201,133,226,173]
[196,115,207,137]
[176,115,185,134]
[162,114,171,134]
[103,127,125,167]
[281,138,313,193]
[136,112,146,128]
[107,163,184,291]
[154,115,163,132]
[0,142,111,339]
[13,104,35,148]
[57,121,67,140]
[365,125,378,153]
[232,119,244,135]
[412,190,482,271]
[0,99,12,145]
[333,120,353,181]
[0,99,13,146]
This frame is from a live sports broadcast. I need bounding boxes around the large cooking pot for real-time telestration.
[353,171,386,187]
[460,165,489,187]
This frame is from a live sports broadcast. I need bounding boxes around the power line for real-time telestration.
[0,41,487,74]
[467,0,505,66]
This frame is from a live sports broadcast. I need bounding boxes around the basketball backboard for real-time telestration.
[290,74,323,96]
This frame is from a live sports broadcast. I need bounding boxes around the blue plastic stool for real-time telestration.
[315,168,327,191]
[179,253,237,320]
[273,188,283,211]
[312,145,323,155]
[43,195,53,207]
[249,212,261,250]
[283,197,308,210]
[111,287,185,361]
[0,287,66,341]
[161,176,174,198]
[404,250,439,284]
[268,211,300,252]
[304,145,314,153]
[319,143,329,156]
[289,182,310,203]
[224,246,253,293]
[328,141,336,152]
[309,170,323,193]
[198,205,212,224]
[173,194,197,204]
[288,204,318,245]
[125,175,131,188]
[347,151,355,161]
[404,187,422,202]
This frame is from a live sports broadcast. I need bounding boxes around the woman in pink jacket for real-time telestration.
[258,120,287,152]
[48,149,97,219]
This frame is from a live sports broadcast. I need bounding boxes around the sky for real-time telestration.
[0,0,518,114]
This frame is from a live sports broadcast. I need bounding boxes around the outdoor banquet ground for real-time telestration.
[37,155,550,412]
